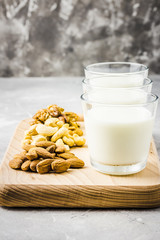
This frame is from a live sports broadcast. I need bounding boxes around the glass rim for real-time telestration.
[84,62,149,75]
[81,92,158,107]
[82,77,152,90]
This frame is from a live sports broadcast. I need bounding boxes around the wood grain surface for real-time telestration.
[0,119,160,208]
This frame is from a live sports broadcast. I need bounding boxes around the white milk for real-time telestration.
[87,89,147,104]
[85,106,154,166]
[85,74,144,88]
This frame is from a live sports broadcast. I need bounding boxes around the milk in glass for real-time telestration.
[85,74,144,88]
[87,89,147,104]
[85,106,153,166]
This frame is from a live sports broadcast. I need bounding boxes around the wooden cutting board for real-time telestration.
[0,119,160,208]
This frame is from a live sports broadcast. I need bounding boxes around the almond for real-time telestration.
[22,143,34,152]
[51,159,70,173]
[9,158,23,169]
[57,152,75,159]
[26,148,38,160]
[46,145,56,153]
[14,151,28,162]
[55,146,66,153]
[66,158,85,168]
[21,160,31,171]
[54,157,65,161]
[36,159,54,174]
[30,160,41,172]
[35,141,55,148]
[35,147,55,159]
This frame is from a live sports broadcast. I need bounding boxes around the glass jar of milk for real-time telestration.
[82,77,152,93]
[81,91,158,175]
[84,62,148,87]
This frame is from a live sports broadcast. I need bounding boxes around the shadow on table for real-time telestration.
[2,206,160,212]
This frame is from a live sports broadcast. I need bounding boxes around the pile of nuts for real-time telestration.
[9,141,85,174]
[9,105,86,174]
[22,104,86,151]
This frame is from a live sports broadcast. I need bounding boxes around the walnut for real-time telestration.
[47,105,64,117]
[58,116,65,123]
[29,119,42,125]
[63,112,79,123]
[33,109,50,123]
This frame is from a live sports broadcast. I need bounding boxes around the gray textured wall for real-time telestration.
[0,0,159,77]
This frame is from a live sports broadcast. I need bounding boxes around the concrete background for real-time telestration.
[0,0,160,77]
[0,76,160,239]
[0,1,160,238]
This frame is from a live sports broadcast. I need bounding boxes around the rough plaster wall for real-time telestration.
[0,0,159,77]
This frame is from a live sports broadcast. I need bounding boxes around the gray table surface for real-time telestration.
[0,76,160,240]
